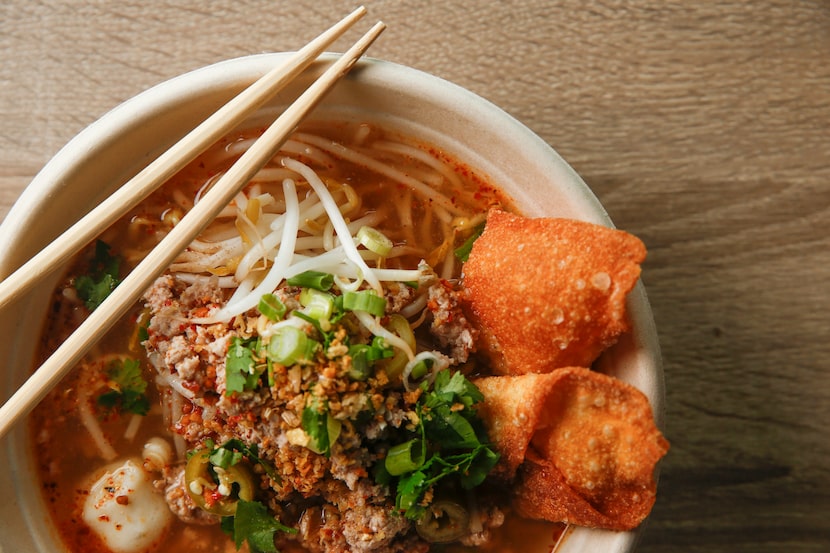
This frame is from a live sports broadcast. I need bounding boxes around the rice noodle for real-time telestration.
[171,187,194,211]
[279,139,337,167]
[353,123,372,145]
[432,204,453,225]
[362,244,426,260]
[169,239,244,273]
[186,237,236,254]
[77,385,117,461]
[225,137,257,157]
[172,273,238,288]
[373,140,464,192]
[167,390,187,459]
[123,414,143,442]
[441,232,457,281]
[193,222,242,244]
[293,133,464,215]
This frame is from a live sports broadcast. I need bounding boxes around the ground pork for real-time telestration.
[426,279,478,364]
[142,273,497,553]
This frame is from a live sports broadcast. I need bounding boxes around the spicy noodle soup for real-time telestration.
[30,118,561,553]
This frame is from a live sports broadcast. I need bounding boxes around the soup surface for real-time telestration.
[29,117,565,553]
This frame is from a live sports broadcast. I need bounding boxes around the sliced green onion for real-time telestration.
[369,336,395,361]
[258,293,286,321]
[287,270,334,291]
[342,290,387,317]
[303,337,321,361]
[409,358,434,380]
[299,338,322,361]
[268,326,308,366]
[347,340,394,381]
[348,345,371,381]
[396,480,425,515]
[302,399,342,457]
[299,288,335,322]
[404,352,449,392]
[267,357,275,387]
[385,439,426,476]
[356,226,394,256]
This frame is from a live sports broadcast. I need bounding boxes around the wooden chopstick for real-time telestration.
[0,18,386,440]
[0,5,367,312]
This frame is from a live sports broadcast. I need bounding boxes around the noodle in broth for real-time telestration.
[30,118,562,553]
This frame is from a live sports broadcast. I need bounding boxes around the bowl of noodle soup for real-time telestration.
[0,53,664,553]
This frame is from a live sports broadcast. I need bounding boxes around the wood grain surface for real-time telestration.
[2,1,829,552]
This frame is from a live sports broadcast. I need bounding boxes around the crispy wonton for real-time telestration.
[462,210,646,374]
[474,368,668,531]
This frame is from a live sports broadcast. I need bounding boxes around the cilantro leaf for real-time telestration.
[97,358,149,416]
[457,446,500,489]
[225,499,296,553]
[422,404,480,449]
[75,240,121,310]
[433,370,484,405]
[395,470,427,515]
[214,439,280,482]
[380,369,500,519]
[393,445,500,521]
[225,337,261,395]
[421,370,487,449]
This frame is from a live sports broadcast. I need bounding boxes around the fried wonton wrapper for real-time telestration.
[474,368,668,531]
[463,210,646,374]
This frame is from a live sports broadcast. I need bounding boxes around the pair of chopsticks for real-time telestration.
[0,7,385,439]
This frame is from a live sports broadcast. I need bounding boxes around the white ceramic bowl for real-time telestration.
[0,54,664,553]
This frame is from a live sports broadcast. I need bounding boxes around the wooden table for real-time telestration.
[2,2,828,552]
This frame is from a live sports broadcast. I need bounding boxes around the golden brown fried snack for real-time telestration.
[473,372,555,479]
[463,210,646,374]
[474,368,668,531]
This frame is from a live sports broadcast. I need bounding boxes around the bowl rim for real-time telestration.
[0,53,663,553]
